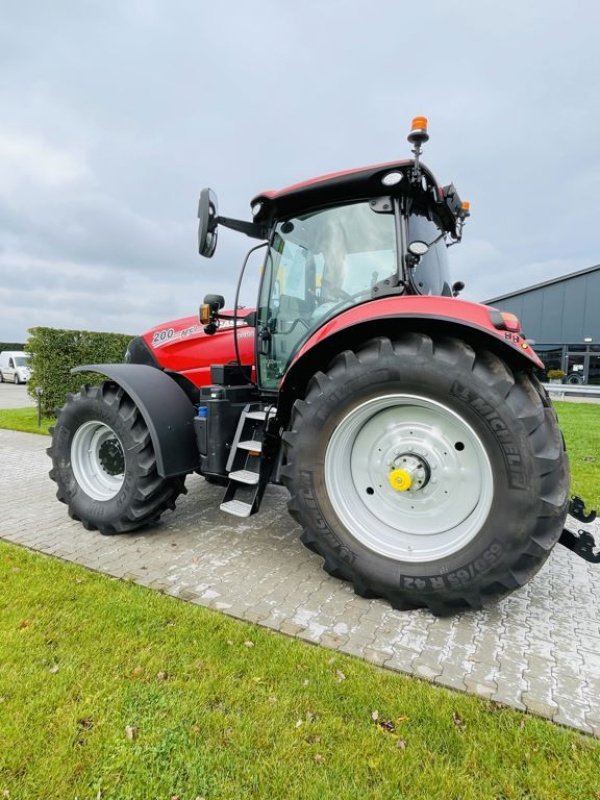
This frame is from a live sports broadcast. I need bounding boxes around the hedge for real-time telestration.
[0,342,25,352]
[26,327,134,417]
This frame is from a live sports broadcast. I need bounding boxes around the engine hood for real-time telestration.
[139,311,256,388]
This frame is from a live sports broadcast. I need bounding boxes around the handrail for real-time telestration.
[542,382,600,396]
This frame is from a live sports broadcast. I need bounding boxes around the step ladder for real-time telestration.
[220,403,276,518]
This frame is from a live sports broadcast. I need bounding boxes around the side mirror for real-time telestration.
[452,281,465,297]
[203,294,225,310]
[198,188,219,258]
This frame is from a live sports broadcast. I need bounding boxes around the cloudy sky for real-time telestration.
[1,0,599,342]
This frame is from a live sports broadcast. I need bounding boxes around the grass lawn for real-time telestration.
[0,406,52,435]
[1,541,599,800]
[554,401,600,511]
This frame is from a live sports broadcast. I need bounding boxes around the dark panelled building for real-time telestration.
[486,264,600,385]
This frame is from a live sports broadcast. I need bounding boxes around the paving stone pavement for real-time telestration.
[1,428,599,736]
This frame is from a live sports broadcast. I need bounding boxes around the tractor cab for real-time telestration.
[252,161,467,388]
[198,118,470,390]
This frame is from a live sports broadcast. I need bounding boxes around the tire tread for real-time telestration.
[282,332,570,616]
[49,383,186,536]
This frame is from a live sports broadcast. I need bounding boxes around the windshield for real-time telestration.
[407,211,452,296]
[14,356,29,367]
[257,201,397,388]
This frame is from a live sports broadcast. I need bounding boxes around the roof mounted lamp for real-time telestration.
[455,200,470,241]
[407,116,429,181]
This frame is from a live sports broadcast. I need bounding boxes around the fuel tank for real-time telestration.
[139,310,256,388]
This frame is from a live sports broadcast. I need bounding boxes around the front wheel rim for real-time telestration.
[324,394,494,563]
[71,420,125,501]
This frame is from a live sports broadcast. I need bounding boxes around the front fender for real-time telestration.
[277,296,544,424]
[72,363,199,477]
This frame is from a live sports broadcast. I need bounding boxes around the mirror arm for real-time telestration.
[217,216,268,240]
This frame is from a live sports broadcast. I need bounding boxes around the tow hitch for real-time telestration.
[559,496,599,563]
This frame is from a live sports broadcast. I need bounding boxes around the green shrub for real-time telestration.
[0,341,25,352]
[26,327,134,417]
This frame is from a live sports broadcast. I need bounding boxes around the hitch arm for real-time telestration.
[569,495,597,524]
[558,496,599,563]
[559,528,600,564]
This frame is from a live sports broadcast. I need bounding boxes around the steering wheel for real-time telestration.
[312,289,372,321]
[320,276,354,302]
[278,317,310,335]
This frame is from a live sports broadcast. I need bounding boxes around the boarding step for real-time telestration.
[219,499,253,518]
[246,408,276,421]
[228,469,260,485]
[237,440,263,453]
[220,402,277,518]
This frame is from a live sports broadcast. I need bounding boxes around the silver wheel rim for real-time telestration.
[71,420,125,501]
[324,394,494,562]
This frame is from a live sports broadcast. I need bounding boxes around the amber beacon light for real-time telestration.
[408,116,429,144]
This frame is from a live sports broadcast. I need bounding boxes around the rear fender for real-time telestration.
[277,297,543,425]
[72,364,199,477]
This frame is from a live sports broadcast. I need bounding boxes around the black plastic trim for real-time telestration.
[488,308,507,330]
[125,336,160,368]
[72,364,200,478]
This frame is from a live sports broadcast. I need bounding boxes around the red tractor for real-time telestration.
[48,118,597,615]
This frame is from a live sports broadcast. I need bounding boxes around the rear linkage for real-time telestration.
[559,496,600,563]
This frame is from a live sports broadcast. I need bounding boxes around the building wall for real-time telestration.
[488,268,600,345]
[486,267,600,384]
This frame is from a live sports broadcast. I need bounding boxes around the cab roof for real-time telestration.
[250,159,446,224]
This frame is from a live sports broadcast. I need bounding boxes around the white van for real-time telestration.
[0,351,31,384]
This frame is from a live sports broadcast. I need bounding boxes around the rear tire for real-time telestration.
[281,334,570,615]
[48,382,187,534]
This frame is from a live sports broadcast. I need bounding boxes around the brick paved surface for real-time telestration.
[1,428,599,735]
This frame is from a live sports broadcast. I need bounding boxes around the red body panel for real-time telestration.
[289,296,543,371]
[142,312,255,387]
[143,297,541,391]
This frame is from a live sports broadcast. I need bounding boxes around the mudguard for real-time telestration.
[72,364,200,478]
[277,295,544,423]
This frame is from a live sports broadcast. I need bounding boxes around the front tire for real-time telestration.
[281,334,570,615]
[48,382,187,534]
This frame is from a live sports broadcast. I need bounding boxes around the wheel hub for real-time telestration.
[71,420,126,501]
[98,439,125,476]
[324,394,494,562]
[389,452,430,492]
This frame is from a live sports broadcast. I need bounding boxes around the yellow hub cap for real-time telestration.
[388,468,413,492]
